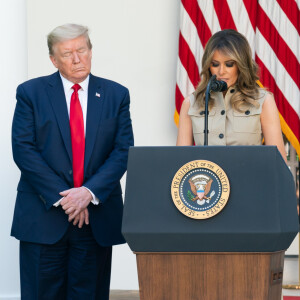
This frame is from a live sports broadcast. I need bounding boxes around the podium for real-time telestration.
[122,146,298,300]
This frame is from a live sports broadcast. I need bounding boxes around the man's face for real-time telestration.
[50,35,92,84]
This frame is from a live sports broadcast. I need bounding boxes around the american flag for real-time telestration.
[175,0,300,156]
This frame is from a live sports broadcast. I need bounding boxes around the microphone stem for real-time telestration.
[204,82,211,146]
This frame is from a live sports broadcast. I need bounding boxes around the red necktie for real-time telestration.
[70,84,85,187]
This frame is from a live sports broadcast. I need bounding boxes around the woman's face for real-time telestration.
[209,50,238,88]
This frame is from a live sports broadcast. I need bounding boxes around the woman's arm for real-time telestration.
[176,97,194,146]
[260,93,287,163]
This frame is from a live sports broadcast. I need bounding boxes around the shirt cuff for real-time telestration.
[53,197,63,207]
[83,186,100,205]
[52,187,100,207]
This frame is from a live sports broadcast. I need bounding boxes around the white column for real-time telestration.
[0,0,27,299]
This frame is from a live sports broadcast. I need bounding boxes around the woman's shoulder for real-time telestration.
[186,93,201,115]
[180,96,191,115]
[257,87,271,101]
[182,95,191,106]
[253,88,271,109]
[188,93,195,105]
[261,90,276,109]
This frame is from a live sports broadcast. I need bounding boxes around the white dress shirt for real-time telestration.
[53,73,99,206]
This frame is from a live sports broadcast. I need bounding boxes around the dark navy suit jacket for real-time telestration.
[11,72,133,246]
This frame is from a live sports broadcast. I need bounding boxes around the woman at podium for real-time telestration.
[176,29,286,162]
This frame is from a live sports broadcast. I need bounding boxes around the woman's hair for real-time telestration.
[47,24,92,56]
[194,29,261,111]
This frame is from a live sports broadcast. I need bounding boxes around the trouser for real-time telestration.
[19,224,112,300]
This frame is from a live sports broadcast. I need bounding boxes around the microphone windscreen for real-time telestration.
[211,80,227,92]
[219,80,227,92]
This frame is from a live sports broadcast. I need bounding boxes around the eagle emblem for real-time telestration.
[188,175,215,205]
[171,160,230,219]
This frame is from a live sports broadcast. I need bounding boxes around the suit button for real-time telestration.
[245,110,250,115]
[221,110,225,115]
[69,170,73,175]
[219,133,224,139]
[200,111,209,115]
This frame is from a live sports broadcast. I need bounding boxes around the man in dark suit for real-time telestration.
[11,23,133,299]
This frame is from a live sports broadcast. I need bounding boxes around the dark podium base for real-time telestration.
[136,251,285,300]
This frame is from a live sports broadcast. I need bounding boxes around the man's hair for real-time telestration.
[47,23,92,55]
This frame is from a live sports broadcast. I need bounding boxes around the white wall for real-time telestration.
[26,0,180,291]
[2,1,298,298]
[0,0,27,298]
[27,0,180,147]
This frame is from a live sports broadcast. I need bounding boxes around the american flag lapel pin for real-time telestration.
[95,92,101,98]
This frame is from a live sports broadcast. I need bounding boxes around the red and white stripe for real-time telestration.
[175,0,300,155]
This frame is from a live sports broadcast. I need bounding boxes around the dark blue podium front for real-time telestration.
[122,146,298,252]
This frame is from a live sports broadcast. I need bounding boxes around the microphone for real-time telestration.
[210,75,227,92]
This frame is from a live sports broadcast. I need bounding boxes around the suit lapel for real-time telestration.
[85,74,104,172]
[46,72,72,162]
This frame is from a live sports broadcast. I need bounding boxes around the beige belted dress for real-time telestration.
[188,87,267,146]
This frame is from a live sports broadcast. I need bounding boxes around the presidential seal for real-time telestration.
[171,160,230,219]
